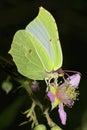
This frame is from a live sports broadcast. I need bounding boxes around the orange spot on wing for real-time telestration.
[50,39,52,42]
[29,49,32,53]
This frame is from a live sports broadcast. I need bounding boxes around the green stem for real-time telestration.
[44,108,55,127]
[26,102,39,126]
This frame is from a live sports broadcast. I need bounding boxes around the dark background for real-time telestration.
[0,0,87,130]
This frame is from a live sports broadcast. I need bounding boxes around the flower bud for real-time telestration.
[33,124,47,130]
[31,81,39,92]
[51,125,62,130]
[2,81,12,94]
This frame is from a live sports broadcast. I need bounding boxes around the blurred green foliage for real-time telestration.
[0,96,25,130]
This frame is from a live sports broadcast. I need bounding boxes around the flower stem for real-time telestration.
[44,108,55,127]
[26,102,39,126]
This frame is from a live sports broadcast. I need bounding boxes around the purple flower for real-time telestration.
[47,73,81,125]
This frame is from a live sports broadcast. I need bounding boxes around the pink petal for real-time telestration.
[67,74,81,88]
[47,91,55,102]
[58,104,67,125]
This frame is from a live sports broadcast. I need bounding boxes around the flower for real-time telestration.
[47,74,81,125]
